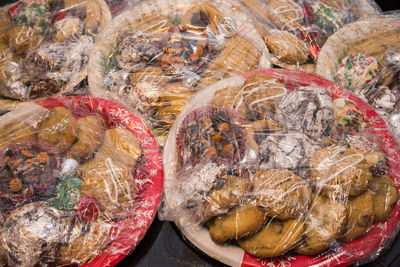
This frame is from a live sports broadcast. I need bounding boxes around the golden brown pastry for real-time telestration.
[211,86,247,116]
[263,0,303,31]
[96,127,141,169]
[181,3,223,33]
[238,217,304,258]
[0,9,11,35]
[252,169,312,220]
[80,157,135,220]
[340,190,374,242]
[201,175,249,222]
[0,122,37,150]
[297,194,348,255]
[129,67,171,91]
[0,38,10,62]
[369,176,398,222]
[319,0,347,9]
[199,35,261,88]
[210,74,287,120]
[239,0,303,32]
[154,82,194,133]
[37,107,78,153]
[4,26,43,54]
[265,29,309,64]
[245,119,280,152]
[241,73,287,115]
[209,205,267,243]
[60,218,112,265]
[68,115,105,162]
[309,145,373,197]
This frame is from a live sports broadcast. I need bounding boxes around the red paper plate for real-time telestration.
[35,96,164,267]
[242,69,400,267]
[166,69,400,267]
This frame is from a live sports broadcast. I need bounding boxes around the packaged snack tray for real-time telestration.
[0,96,163,266]
[88,0,270,145]
[0,0,111,103]
[161,69,400,267]
[237,0,381,73]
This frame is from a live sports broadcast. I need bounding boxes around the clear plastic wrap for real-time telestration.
[316,15,400,145]
[237,0,381,73]
[87,0,271,145]
[0,96,163,266]
[0,0,112,103]
[161,69,400,266]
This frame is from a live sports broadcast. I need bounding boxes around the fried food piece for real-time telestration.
[209,205,267,243]
[96,127,141,169]
[37,107,78,153]
[369,176,398,222]
[80,157,135,220]
[68,115,105,162]
[252,169,312,220]
[238,217,304,258]
[265,29,309,64]
[340,190,374,243]
[200,175,249,222]
[297,194,347,255]
[309,145,373,197]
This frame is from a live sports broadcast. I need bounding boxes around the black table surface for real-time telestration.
[1,0,400,266]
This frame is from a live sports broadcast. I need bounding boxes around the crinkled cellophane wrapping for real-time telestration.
[87,0,271,145]
[237,0,381,73]
[161,69,400,266]
[0,0,112,103]
[316,15,400,148]
[0,97,163,267]
[0,0,399,266]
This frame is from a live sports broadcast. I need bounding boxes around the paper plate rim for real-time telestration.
[166,69,400,267]
[34,96,164,267]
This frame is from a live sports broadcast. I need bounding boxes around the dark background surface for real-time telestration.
[0,0,399,266]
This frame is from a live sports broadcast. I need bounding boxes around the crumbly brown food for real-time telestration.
[309,145,373,197]
[68,115,105,162]
[209,205,267,243]
[80,158,135,220]
[95,127,141,169]
[265,29,309,64]
[37,106,78,153]
[297,193,348,255]
[238,217,304,258]
[369,176,398,222]
[201,174,249,222]
[252,169,312,220]
[340,190,374,243]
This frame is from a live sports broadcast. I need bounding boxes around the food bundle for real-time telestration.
[316,17,400,144]
[162,70,400,265]
[88,0,270,143]
[238,0,380,72]
[0,0,111,101]
[0,0,399,266]
[0,97,162,266]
